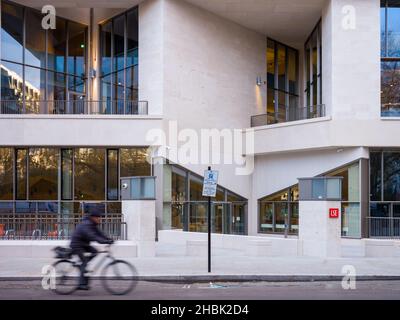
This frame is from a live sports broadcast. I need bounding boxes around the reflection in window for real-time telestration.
[0,148,13,200]
[266,39,299,124]
[163,164,247,234]
[259,187,297,235]
[370,152,382,201]
[304,21,322,112]
[16,149,28,200]
[100,7,139,112]
[61,149,73,200]
[107,150,119,200]
[1,1,23,63]
[25,9,46,69]
[0,1,87,111]
[29,148,58,200]
[383,152,400,201]
[68,21,86,78]
[120,148,150,177]
[381,1,400,115]
[74,148,105,200]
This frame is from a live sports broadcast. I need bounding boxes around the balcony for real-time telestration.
[0,100,149,115]
[251,104,326,127]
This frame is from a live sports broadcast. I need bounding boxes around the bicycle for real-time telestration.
[52,244,138,295]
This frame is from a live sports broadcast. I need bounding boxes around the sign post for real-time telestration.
[202,166,218,273]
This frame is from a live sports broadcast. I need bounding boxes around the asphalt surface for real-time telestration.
[0,280,400,300]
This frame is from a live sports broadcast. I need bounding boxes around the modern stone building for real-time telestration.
[0,0,398,257]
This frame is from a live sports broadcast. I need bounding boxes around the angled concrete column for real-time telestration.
[299,201,342,258]
[122,200,156,257]
[298,177,343,258]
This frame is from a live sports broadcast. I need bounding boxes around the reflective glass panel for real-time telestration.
[387,5,400,57]
[68,21,86,77]
[25,9,46,69]
[101,21,112,75]
[61,149,73,200]
[1,61,23,106]
[0,148,13,200]
[381,61,400,116]
[48,19,67,73]
[1,2,23,63]
[74,148,105,200]
[107,150,118,200]
[127,9,139,67]
[29,148,58,200]
[370,152,382,201]
[384,152,400,200]
[113,15,125,72]
[16,149,27,200]
[259,202,273,232]
[120,148,150,177]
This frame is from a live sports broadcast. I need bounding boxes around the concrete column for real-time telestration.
[122,200,156,257]
[299,200,342,257]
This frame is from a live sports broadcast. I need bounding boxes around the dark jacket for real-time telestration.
[70,216,111,249]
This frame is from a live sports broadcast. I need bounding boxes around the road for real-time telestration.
[0,280,400,300]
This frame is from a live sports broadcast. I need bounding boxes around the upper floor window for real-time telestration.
[0,0,87,113]
[304,20,322,111]
[381,0,400,116]
[100,7,138,114]
[266,38,299,124]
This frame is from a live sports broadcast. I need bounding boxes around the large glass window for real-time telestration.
[369,151,400,237]
[304,20,322,116]
[61,149,73,200]
[259,187,298,235]
[266,39,299,124]
[0,148,13,200]
[381,1,400,116]
[28,148,58,200]
[107,150,119,200]
[15,149,27,200]
[74,148,106,200]
[99,7,139,114]
[327,163,361,238]
[120,148,151,177]
[0,147,150,216]
[163,164,247,235]
[0,1,88,113]
[258,162,360,237]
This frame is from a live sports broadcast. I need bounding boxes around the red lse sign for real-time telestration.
[329,208,339,218]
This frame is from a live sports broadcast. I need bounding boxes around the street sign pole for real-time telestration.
[207,166,211,273]
[202,166,218,274]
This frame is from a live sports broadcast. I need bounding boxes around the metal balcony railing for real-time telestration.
[251,104,326,127]
[367,216,400,239]
[0,100,148,115]
[0,215,127,240]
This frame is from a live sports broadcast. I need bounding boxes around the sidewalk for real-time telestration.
[2,243,400,280]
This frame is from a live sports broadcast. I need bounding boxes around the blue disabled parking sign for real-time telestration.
[202,169,218,197]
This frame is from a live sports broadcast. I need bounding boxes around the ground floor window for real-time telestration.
[163,164,247,235]
[0,146,150,212]
[258,161,361,237]
[369,151,400,237]
[259,187,299,235]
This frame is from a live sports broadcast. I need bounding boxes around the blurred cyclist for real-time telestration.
[70,212,114,290]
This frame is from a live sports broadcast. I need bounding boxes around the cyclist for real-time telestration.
[70,212,114,290]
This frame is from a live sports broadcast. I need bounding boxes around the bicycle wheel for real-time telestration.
[52,260,80,295]
[101,260,138,295]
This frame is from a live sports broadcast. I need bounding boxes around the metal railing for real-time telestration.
[0,215,127,240]
[0,100,148,115]
[367,216,400,239]
[251,104,326,127]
